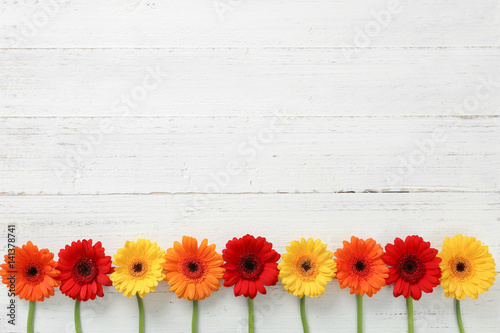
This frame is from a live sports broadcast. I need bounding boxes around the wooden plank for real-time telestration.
[1,0,499,48]
[1,48,499,116]
[0,192,498,332]
[0,116,499,195]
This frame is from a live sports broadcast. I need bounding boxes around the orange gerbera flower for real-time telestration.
[163,236,225,301]
[0,241,61,302]
[334,236,389,297]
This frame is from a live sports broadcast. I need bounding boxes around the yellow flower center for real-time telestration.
[129,258,148,279]
[450,256,473,280]
[294,256,318,281]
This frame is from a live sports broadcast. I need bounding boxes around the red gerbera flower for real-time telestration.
[58,239,114,301]
[382,235,441,300]
[223,234,280,299]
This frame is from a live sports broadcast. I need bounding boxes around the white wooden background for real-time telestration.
[1,1,500,332]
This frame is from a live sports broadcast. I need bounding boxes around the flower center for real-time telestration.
[295,256,317,280]
[451,256,473,280]
[188,262,198,272]
[351,257,372,277]
[396,253,425,284]
[355,261,365,271]
[180,257,205,281]
[237,254,264,280]
[72,257,98,284]
[129,259,148,278]
[23,262,45,284]
[302,261,311,271]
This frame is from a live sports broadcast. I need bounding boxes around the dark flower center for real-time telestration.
[297,257,316,278]
[451,256,472,279]
[350,257,372,277]
[396,253,425,284]
[23,262,45,284]
[188,262,198,272]
[302,261,311,271]
[129,259,148,278]
[73,257,98,284]
[133,263,143,273]
[181,257,205,280]
[355,261,366,271]
[237,254,264,280]
[245,260,255,271]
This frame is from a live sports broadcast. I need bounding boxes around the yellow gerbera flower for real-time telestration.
[110,239,166,298]
[278,238,337,297]
[438,235,496,300]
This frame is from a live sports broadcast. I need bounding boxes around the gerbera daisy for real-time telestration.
[383,235,442,333]
[163,236,225,332]
[382,235,441,300]
[110,239,166,333]
[223,234,280,333]
[278,238,336,333]
[335,237,389,333]
[438,235,496,300]
[163,236,224,301]
[58,239,114,333]
[223,234,280,299]
[438,235,496,333]
[58,239,114,301]
[334,236,389,297]
[278,238,336,298]
[0,241,61,302]
[110,238,165,298]
[0,241,61,332]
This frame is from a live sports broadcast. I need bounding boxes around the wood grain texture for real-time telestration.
[1,48,499,116]
[0,193,499,332]
[0,0,499,332]
[1,0,499,48]
[1,116,500,195]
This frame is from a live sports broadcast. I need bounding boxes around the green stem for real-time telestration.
[75,300,82,333]
[192,300,198,333]
[300,296,309,333]
[407,297,414,333]
[136,294,144,333]
[357,294,363,333]
[455,299,465,333]
[27,301,35,333]
[248,297,254,333]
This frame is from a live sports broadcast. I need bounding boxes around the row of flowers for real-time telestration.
[1,234,496,333]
